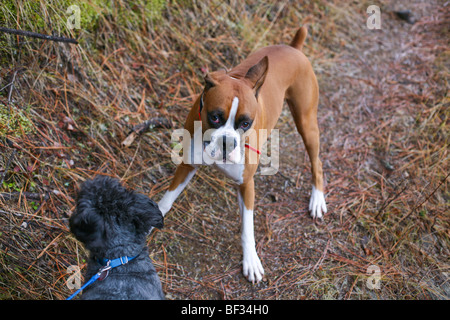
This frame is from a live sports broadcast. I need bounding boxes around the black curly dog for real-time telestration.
[69,175,165,300]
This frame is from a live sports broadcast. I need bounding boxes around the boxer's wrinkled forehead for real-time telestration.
[202,76,255,133]
[204,93,254,133]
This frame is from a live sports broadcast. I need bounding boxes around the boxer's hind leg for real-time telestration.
[286,77,327,219]
[158,163,197,216]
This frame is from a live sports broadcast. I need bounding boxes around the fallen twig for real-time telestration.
[122,117,172,147]
[0,192,49,201]
[375,178,409,220]
[395,172,450,226]
[0,27,78,44]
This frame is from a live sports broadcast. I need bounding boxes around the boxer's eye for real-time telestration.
[207,112,224,127]
[240,122,250,129]
[210,115,220,123]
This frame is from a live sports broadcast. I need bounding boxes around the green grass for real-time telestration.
[0,102,34,137]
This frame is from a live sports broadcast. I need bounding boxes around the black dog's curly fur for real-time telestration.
[69,175,165,300]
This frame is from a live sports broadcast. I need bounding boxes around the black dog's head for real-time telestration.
[69,176,163,255]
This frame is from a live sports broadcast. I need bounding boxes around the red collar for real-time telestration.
[244,143,261,155]
[199,91,260,155]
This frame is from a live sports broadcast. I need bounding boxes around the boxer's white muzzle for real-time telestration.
[203,132,241,163]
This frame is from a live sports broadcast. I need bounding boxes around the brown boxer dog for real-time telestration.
[158,26,327,283]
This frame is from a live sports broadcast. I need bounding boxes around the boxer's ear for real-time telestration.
[204,74,218,91]
[245,56,268,99]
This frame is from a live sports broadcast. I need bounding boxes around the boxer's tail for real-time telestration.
[290,26,307,51]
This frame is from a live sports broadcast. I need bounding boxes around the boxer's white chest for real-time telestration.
[213,162,244,185]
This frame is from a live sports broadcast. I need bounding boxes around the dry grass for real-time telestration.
[0,0,448,300]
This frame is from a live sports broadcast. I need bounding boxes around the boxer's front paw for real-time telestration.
[242,249,264,284]
[309,186,327,219]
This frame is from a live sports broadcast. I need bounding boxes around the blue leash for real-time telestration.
[66,255,137,300]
